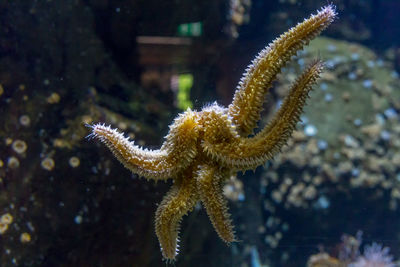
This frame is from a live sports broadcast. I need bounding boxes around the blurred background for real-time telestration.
[1,0,400,266]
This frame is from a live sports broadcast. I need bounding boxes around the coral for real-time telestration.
[351,243,396,267]
[255,37,400,265]
[307,233,396,267]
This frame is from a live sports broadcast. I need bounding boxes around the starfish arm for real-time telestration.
[228,5,336,136]
[155,168,198,260]
[204,60,324,170]
[89,109,198,180]
[196,165,236,243]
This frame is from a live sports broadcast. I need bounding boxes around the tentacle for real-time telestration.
[155,167,198,260]
[204,60,324,170]
[89,109,198,180]
[196,165,236,243]
[228,5,336,136]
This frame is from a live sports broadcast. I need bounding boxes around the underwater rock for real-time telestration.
[255,37,400,265]
[0,1,180,266]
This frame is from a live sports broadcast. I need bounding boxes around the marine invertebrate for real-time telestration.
[1,213,13,225]
[0,224,8,235]
[20,232,31,243]
[307,233,396,267]
[0,213,14,235]
[89,5,336,260]
[7,156,20,169]
[12,139,27,154]
[352,243,395,267]
[68,156,80,168]
[40,157,55,171]
[19,115,31,127]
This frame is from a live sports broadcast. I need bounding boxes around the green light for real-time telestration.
[177,22,202,37]
[177,74,193,110]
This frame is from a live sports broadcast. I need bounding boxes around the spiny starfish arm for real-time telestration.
[155,168,198,260]
[204,60,324,170]
[256,60,324,144]
[196,165,236,243]
[89,109,198,180]
[228,5,336,136]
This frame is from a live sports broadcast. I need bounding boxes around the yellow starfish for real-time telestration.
[89,5,336,260]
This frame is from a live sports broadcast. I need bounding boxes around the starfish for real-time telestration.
[88,5,336,260]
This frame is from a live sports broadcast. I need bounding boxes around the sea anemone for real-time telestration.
[351,242,395,267]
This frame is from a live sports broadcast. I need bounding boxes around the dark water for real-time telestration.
[1,1,400,266]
